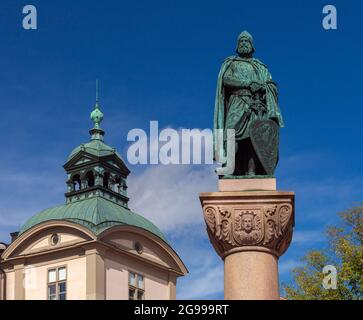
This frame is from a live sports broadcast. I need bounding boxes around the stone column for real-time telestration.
[200,178,294,300]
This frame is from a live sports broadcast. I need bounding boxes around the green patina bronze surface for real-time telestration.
[214,31,284,177]
[19,196,167,242]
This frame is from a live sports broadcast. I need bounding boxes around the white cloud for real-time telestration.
[128,164,217,232]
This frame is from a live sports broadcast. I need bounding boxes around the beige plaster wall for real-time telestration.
[105,256,170,300]
[22,256,87,300]
[5,270,15,300]
[16,230,89,256]
[102,231,179,271]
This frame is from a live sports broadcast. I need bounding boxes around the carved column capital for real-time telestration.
[200,191,295,258]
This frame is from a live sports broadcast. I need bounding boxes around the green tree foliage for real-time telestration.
[283,205,363,300]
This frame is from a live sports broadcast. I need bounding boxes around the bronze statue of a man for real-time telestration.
[214,31,284,177]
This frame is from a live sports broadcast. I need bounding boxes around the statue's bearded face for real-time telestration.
[237,38,253,57]
[242,216,253,233]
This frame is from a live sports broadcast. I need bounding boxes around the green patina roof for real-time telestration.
[19,196,167,242]
[68,139,123,160]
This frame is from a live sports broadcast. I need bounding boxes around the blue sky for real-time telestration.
[1,0,363,299]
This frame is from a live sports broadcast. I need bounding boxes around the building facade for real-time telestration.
[0,99,187,300]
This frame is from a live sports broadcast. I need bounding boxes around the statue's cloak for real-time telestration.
[213,56,284,163]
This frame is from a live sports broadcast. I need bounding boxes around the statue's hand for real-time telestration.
[250,81,264,92]
[240,80,251,88]
[250,103,259,113]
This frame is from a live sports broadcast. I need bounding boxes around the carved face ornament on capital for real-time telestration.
[234,211,263,245]
[241,214,253,233]
[203,201,293,257]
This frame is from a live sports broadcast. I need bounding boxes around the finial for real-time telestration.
[91,80,103,129]
[96,79,99,106]
[89,80,105,140]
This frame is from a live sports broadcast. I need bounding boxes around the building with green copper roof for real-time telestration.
[0,86,187,301]
[19,94,167,243]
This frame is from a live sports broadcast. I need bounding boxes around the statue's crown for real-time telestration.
[238,30,253,43]
[242,211,255,219]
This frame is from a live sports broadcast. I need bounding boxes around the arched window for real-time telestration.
[72,174,82,191]
[103,172,110,189]
[114,177,121,193]
[86,171,95,187]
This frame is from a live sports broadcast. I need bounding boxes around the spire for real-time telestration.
[90,80,105,141]
[96,79,99,104]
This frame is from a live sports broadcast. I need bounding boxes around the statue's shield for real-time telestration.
[249,119,279,175]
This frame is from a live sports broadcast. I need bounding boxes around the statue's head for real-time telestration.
[241,213,254,233]
[236,30,255,58]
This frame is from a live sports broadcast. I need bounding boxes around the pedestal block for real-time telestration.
[199,180,294,300]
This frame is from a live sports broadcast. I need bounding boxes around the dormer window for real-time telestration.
[72,174,82,191]
[121,179,127,196]
[86,171,95,187]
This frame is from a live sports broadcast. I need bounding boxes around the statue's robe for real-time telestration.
[213,56,284,163]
